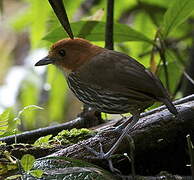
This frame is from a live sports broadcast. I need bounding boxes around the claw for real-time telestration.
[83,141,122,173]
[83,142,107,159]
[82,114,139,175]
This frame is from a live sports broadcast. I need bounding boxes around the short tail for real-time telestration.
[160,98,178,116]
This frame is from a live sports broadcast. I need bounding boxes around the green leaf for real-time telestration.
[33,156,117,180]
[30,169,43,178]
[162,0,194,37]
[0,109,10,122]
[21,154,35,172]
[43,21,153,44]
[0,108,20,138]
[0,109,10,136]
[34,134,52,147]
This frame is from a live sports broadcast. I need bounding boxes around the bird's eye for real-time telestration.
[58,49,66,57]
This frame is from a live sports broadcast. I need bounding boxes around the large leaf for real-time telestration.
[32,156,117,180]
[43,21,153,44]
[162,0,194,37]
[21,154,35,172]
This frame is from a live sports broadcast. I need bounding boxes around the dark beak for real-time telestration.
[35,56,55,66]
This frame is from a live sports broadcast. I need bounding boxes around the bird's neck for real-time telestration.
[70,45,105,71]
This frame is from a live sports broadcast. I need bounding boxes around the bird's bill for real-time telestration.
[35,56,54,66]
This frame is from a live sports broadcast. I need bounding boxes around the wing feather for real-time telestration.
[76,50,168,101]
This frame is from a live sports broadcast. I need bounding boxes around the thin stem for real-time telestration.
[159,48,170,91]
[105,0,114,50]
[156,31,170,91]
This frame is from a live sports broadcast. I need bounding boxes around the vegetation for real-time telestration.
[0,0,193,129]
[0,0,194,179]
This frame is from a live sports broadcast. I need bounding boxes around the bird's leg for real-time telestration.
[103,113,140,159]
[114,115,133,130]
[84,113,140,159]
[120,114,127,120]
[84,113,139,174]
[113,114,128,127]
[107,135,135,175]
[108,134,136,175]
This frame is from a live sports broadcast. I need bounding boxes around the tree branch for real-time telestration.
[46,97,194,174]
[1,95,194,145]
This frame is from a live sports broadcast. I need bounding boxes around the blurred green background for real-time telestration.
[0,0,193,133]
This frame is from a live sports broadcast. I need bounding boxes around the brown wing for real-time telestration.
[76,50,169,101]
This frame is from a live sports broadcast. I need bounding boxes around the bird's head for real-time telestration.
[35,38,103,72]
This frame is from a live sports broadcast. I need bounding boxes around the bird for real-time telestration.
[35,37,178,159]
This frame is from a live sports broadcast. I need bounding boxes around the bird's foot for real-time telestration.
[83,114,139,174]
[84,141,121,174]
[84,141,107,159]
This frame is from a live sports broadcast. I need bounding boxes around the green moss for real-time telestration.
[53,128,94,145]
[32,128,95,147]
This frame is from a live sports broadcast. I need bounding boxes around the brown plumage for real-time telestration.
[35,37,178,160]
[35,38,178,116]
